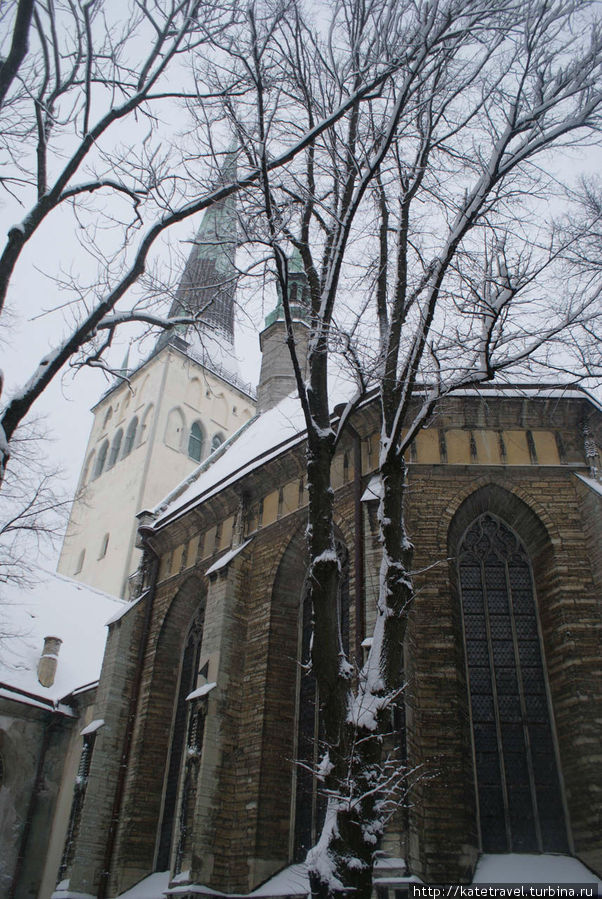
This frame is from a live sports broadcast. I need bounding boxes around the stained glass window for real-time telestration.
[458,514,567,853]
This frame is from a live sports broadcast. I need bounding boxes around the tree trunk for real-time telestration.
[308,453,413,898]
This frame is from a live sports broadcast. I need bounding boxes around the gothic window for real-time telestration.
[102,407,113,430]
[81,450,95,487]
[165,408,186,451]
[122,416,139,458]
[107,429,123,469]
[156,605,206,872]
[58,732,97,882]
[458,513,568,854]
[293,543,350,861]
[211,432,224,453]
[139,405,154,445]
[188,421,204,462]
[93,439,109,479]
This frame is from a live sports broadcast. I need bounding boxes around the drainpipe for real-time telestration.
[347,425,365,664]
[97,534,159,899]
[9,715,58,899]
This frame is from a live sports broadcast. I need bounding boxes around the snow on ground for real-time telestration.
[0,567,125,702]
[473,855,602,885]
[105,855,602,899]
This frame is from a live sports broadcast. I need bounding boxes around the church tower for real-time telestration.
[57,158,256,597]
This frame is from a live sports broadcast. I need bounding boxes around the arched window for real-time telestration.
[458,513,567,853]
[93,440,109,479]
[188,421,204,462]
[165,408,186,451]
[139,405,154,445]
[210,432,224,454]
[293,542,350,861]
[107,429,123,469]
[122,416,139,458]
[157,603,206,873]
[102,406,113,430]
[81,450,95,487]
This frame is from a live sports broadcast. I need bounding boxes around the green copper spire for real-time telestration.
[159,150,238,346]
[264,245,310,328]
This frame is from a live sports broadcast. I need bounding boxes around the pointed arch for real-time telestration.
[188,420,204,462]
[81,450,95,487]
[445,485,572,861]
[210,432,224,453]
[165,407,186,451]
[93,439,109,479]
[122,416,139,458]
[111,576,207,879]
[455,511,568,853]
[107,428,123,469]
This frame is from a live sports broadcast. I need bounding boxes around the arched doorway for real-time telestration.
[458,513,568,853]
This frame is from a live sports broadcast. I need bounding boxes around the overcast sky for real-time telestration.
[0,1,600,574]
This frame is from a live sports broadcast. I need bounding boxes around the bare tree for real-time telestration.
[224,0,602,894]
[0,419,70,588]
[0,0,416,482]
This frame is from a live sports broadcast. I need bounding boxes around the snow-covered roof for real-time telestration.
[0,568,126,706]
[152,381,599,530]
[153,391,311,527]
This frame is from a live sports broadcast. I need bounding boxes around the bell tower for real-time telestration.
[57,155,256,597]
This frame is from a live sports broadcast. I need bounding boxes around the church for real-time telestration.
[1,166,601,898]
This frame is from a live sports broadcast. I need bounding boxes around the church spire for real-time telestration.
[164,151,238,344]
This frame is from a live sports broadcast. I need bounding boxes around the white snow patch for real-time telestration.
[105,593,144,626]
[186,681,216,701]
[473,854,602,884]
[80,718,105,736]
[306,799,345,891]
[361,475,382,502]
[575,474,602,498]
[205,539,253,576]
[0,567,124,703]
[51,890,95,899]
[116,871,171,898]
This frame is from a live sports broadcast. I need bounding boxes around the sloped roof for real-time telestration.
[151,381,599,530]
[0,569,126,706]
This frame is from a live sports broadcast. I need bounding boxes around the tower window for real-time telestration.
[211,433,224,453]
[82,450,95,487]
[122,416,139,458]
[188,421,204,462]
[458,513,568,853]
[93,440,109,479]
[107,429,123,469]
